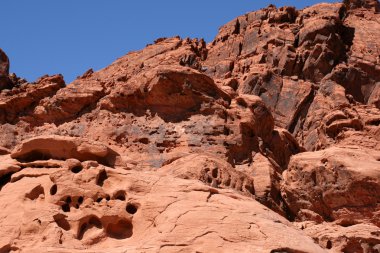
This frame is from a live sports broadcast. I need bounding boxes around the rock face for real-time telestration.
[0,49,11,90]
[0,0,379,252]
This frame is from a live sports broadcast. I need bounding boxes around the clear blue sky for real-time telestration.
[2,0,337,83]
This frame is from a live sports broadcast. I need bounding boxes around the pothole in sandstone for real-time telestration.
[113,190,127,201]
[50,184,58,195]
[96,170,108,186]
[25,185,45,200]
[126,203,138,214]
[106,219,133,239]
[78,216,103,240]
[71,165,83,174]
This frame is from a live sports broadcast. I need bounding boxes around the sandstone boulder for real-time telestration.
[100,65,230,122]
[300,221,380,252]
[0,74,65,123]
[11,135,120,167]
[281,146,380,225]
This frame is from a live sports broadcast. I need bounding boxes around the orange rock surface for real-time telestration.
[0,0,380,252]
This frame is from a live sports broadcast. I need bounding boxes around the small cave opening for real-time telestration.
[96,170,108,187]
[62,204,70,212]
[326,240,333,249]
[113,190,126,201]
[211,168,218,178]
[89,216,102,229]
[367,119,380,126]
[53,214,70,231]
[126,203,138,214]
[19,150,51,162]
[0,172,14,191]
[71,165,83,174]
[77,216,103,240]
[25,185,45,200]
[50,184,58,195]
[106,220,133,240]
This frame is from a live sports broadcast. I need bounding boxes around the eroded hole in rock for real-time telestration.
[60,196,73,212]
[113,190,126,201]
[126,203,138,214]
[96,170,108,186]
[25,185,45,200]
[89,216,102,229]
[53,214,70,231]
[211,168,218,178]
[311,171,317,186]
[223,126,230,136]
[326,240,333,249]
[62,204,70,212]
[77,216,103,240]
[367,119,380,126]
[270,248,301,253]
[50,184,57,195]
[0,172,14,191]
[78,223,87,240]
[106,195,111,201]
[236,97,248,107]
[224,176,231,186]
[19,151,51,162]
[96,198,103,203]
[71,165,83,174]
[106,219,133,239]
[138,138,150,144]
[78,196,84,204]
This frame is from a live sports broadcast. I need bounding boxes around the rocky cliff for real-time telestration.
[0,0,379,252]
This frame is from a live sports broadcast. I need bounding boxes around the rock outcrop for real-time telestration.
[0,0,379,252]
[0,49,11,90]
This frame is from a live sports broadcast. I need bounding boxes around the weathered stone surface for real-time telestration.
[160,153,255,196]
[0,49,11,90]
[0,74,65,123]
[281,146,380,225]
[11,135,120,167]
[100,65,230,122]
[0,158,325,253]
[0,0,380,251]
[299,221,380,252]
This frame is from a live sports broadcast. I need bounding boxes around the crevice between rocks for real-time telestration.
[288,86,316,135]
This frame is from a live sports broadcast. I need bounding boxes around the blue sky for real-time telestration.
[2,0,337,83]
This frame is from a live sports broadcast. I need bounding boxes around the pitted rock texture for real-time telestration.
[0,0,380,252]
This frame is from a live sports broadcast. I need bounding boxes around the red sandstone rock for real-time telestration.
[0,0,380,252]
[0,74,65,124]
[0,49,11,90]
[282,146,380,226]
[11,135,121,167]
